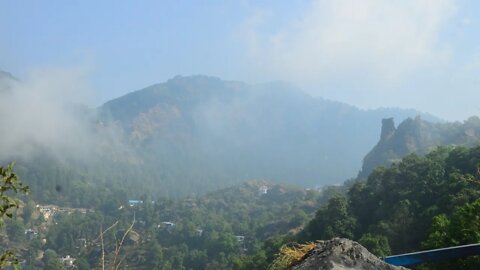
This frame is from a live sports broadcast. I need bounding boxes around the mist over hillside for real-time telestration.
[98,75,440,192]
[0,71,440,198]
[4,2,480,269]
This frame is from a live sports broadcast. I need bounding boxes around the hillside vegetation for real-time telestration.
[3,72,480,269]
[1,180,328,269]
[98,75,438,194]
[1,73,439,198]
[298,145,480,269]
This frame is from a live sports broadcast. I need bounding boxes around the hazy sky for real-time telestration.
[1,0,479,120]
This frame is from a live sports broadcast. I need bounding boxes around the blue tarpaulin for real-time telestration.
[384,243,480,266]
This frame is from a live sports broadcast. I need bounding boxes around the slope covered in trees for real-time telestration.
[98,75,438,193]
[1,180,329,269]
[0,72,439,198]
[5,70,480,269]
[298,145,480,269]
[10,144,480,269]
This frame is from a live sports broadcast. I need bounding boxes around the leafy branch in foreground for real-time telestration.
[1,163,29,270]
[0,163,29,218]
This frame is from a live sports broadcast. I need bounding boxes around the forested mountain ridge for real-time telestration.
[99,75,438,191]
[360,116,480,178]
[0,70,442,198]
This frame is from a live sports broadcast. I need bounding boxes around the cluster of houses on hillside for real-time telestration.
[36,204,89,221]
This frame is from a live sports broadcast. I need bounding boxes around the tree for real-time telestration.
[358,233,391,257]
[145,239,164,269]
[0,163,29,269]
[42,250,66,270]
[75,257,91,270]
[302,195,356,241]
[422,199,480,270]
[1,163,29,219]
[22,200,36,225]
[6,219,25,243]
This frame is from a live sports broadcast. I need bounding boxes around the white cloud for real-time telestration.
[0,67,95,160]
[241,0,456,86]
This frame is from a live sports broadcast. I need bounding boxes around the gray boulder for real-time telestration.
[289,238,409,270]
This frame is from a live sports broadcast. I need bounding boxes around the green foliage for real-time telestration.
[10,144,480,269]
[5,219,25,243]
[358,233,391,257]
[301,195,356,241]
[422,214,450,249]
[46,212,104,254]
[0,251,19,270]
[75,258,90,270]
[422,199,480,270]
[299,145,480,268]
[42,250,66,270]
[1,163,29,219]
[1,163,29,270]
[9,180,321,269]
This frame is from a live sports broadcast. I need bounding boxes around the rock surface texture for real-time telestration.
[289,238,409,270]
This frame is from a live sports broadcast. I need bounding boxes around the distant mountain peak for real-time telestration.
[359,116,480,178]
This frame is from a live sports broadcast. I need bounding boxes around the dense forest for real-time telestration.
[0,178,338,269]
[298,145,480,269]
[1,72,440,198]
[98,75,439,191]
[2,72,480,269]
[2,145,480,269]
[3,1,480,269]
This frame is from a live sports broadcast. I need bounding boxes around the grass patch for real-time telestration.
[268,242,317,270]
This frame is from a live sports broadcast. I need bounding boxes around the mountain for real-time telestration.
[99,75,439,193]
[0,71,442,197]
[359,116,480,178]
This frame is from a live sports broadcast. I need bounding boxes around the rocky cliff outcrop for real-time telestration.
[289,238,409,270]
[380,118,396,141]
[358,116,480,178]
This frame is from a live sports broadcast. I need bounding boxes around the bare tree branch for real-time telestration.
[96,221,119,270]
[100,224,105,270]
[113,212,136,270]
